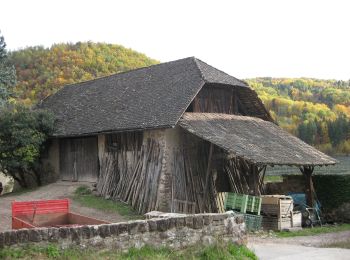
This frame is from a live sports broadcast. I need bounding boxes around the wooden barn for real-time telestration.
[39,57,336,214]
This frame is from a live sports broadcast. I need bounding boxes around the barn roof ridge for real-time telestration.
[39,57,267,137]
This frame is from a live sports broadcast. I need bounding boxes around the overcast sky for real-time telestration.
[1,0,349,80]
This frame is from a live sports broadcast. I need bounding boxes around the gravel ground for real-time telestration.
[0,181,127,232]
[249,230,350,247]
[249,243,350,260]
[248,231,350,260]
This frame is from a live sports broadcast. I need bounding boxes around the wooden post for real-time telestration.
[252,166,258,195]
[300,166,315,207]
[203,143,214,212]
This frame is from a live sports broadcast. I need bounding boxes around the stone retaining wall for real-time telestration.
[0,212,246,249]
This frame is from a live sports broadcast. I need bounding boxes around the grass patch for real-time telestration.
[264,175,283,183]
[322,239,350,249]
[72,185,142,220]
[276,223,350,238]
[0,243,257,259]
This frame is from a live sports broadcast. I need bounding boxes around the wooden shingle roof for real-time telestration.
[179,113,337,166]
[39,57,269,137]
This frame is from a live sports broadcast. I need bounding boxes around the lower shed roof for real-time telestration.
[179,113,337,166]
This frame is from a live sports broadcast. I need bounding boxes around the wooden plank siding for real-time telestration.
[188,85,239,114]
[59,137,99,182]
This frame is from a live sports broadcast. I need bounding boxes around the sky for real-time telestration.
[1,0,349,80]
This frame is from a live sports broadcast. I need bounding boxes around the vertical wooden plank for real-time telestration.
[59,139,74,181]
[203,143,214,212]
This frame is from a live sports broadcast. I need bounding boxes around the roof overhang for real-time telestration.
[179,113,337,167]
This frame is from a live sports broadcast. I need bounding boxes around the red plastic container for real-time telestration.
[12,199,109,229]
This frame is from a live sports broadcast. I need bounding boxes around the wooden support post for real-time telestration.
[252,166,258,195]
[203,143,214,212]
[233,89,239,114]
[300,166,315,207]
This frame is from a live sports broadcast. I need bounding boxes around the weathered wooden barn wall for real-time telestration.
[164,126,266,213]
[59,137,99,182]
[190,84,238,114]
[97,130,167,213]
[40,139,60,183]
[162,127,229,213]
[41,139,60,176]
[187,83,272,121]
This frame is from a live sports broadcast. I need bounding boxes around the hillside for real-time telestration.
[246,78,350,154]
[7,44,350,154]
[9,42,158,105]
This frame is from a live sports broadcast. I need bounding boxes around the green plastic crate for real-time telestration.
[243,213,262,232]
[246,196,262,215]
[225,193,248,213]
[225,193,262,215]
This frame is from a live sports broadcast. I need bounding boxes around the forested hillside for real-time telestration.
[247,78,350,154]
[7,43,350,155]
[9,42,158,105]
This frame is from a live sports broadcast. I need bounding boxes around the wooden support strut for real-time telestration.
[300,166,315,207]
[203,143,214,212]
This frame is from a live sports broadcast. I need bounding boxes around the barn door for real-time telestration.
[59,137,98,182]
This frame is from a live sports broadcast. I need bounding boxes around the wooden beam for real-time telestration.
[233,89,239,114]
[203,143,214,212]
[300,166,315,207]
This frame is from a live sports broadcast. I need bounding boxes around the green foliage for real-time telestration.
[199,243,257,260]
[0,105,55,187]
[45,244,60,258]
[313,175,350,210]
[0,32,16,107]
[74,185,92,195]
[247,78,350,154]
[0,243,257,259]
[9,42,158,105]
[73,185,141,220]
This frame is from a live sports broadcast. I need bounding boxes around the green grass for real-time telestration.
[72,185,142,220]
[0,243,257,260]
[276,223,350,238]
[322,240,350,249]
[264,175,283,183]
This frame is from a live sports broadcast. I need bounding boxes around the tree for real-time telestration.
[298,120,317,144]
[0,32,16,106]
[0,105,55,187]
[328,114,349,146]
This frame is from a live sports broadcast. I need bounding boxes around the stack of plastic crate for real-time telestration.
[224,193,262,231]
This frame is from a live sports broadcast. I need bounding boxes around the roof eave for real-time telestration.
[50,124,175,138]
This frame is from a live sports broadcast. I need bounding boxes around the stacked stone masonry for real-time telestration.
[0,212,246,249]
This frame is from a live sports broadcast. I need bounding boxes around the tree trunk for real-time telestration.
[12,173,27,188]
[33,171,42,186]
[17,169,29,188]
[300,166,315,207]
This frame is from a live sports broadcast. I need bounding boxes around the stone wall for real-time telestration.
[0,213,246,250]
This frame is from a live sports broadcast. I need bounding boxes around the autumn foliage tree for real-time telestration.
[247,78,350,154]
[0,32,16,107]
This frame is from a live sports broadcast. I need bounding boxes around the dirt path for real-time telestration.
[248,231,350,260]
[249,243,350,260]
[0,181,127,232]
[249,230,350,247]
